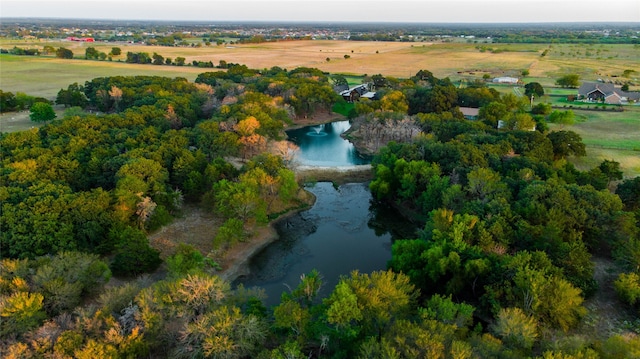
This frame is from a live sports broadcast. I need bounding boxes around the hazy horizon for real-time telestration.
[2,0,639,24]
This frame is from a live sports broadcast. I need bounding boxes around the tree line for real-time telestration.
[2,65,640,357]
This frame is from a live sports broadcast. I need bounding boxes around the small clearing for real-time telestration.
[576,256,637,339]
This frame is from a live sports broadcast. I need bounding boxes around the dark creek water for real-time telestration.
[236,182,418,306]
[285,120,371,166]
[234,122,416,306]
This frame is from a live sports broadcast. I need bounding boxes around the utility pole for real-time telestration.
[530,94,535,110]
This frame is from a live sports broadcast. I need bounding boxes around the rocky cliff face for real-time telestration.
[342,115,422,155]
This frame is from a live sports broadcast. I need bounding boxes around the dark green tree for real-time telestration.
[548,130,586,160]
[56,47,74,59]
[556,74,580,88]
[524,82,544,98]
[85,47,100,60]
[616,177,640,211]
[56,82,89,108]
[29,102,56,122]
[152,52,164,65]
[0,90,17,112]
[331,74,349,89]
[109,226,161,277]
[598,159,623,186]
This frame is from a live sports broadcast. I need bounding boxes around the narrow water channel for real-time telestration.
[235,182,418,306]
[234,121,417,306]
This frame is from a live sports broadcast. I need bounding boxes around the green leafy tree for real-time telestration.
[110,47,121,56]
[372,74,388,89]
[152,52,164,65]
[427,84,459,114]
[423,294,474,329]
[614,272,640,307]
[547,110,575,125]
[85,47,100,59]
[505,112,537,131]
[467,167,509,203]
[56,47,74,59]
[32,251,111,315]
[0,90,17,112]
[491,307,538,351]
[29,102,56,122]
[479,101,509,128]
[0,292,47,337]
[109,227,161,277]
[531,102,552,115]
[213,218,246,249]
[556,74,580,88]
[548,130,586,160]
[56,82,89,107]
[524,82,544,98]
[616,177,640,211]
[166,243,205,277]
[331,74,349,89]
[598,159,623,186]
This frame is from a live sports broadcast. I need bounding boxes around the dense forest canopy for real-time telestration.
[2,63,640,358]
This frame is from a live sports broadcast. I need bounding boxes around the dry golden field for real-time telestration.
[2,39,638,99]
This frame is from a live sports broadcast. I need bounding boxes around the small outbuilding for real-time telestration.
[459,107,479,120]
[492,77,520,84]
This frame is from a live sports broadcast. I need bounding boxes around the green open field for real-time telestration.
[1,39,638,176]
[548,107,640,178]
[0,54,205,99]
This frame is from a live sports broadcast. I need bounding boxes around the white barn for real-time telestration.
[492,77,520,84]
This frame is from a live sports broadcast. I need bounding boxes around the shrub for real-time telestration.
[491,307,538,350]
[29,102,56,122]
[32,251,111,315]
[531,103,552,115]
[110,227,161,277]
[166,243,205,277]
[0,292,47,337]
[614,272,640,307]
[213,218,246,249]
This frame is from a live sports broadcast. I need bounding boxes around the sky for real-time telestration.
[2,0,639,23]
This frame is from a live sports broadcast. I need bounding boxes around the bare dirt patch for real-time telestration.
[576,256,637,339]
[148,204,221,260]
[147,190,315,283]
[0,110,42,133]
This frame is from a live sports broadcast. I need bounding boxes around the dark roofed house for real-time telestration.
[340,84,374,102]
[578,82,640,105]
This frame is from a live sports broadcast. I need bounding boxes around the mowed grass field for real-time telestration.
[2,39,639,176]
[548,108,640,178]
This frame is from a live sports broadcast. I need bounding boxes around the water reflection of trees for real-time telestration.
[367,198,419,240]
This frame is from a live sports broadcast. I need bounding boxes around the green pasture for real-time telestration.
[0,54,205,99]
[569,109,640,150]
[549,107,640,177]
[331,101,355,117]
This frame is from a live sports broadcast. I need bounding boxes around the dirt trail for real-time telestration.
[577,256,636,339]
